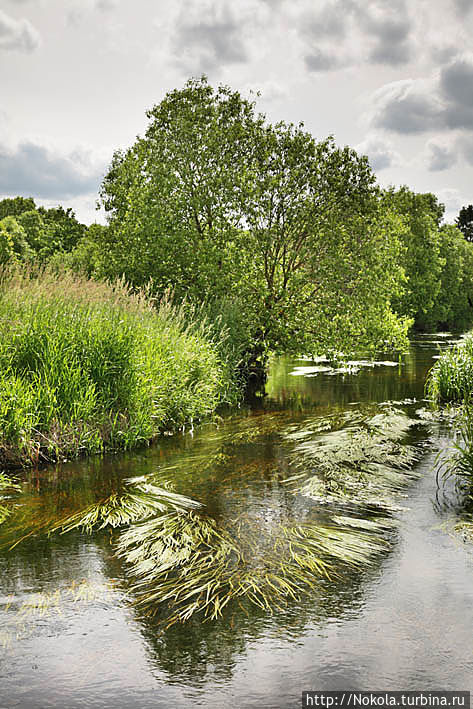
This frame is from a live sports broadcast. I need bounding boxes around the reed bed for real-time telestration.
[0,267,240,467]
[426,335,473,404]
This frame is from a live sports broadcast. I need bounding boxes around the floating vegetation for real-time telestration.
[4,406,425,627]
[285,410,421,510]
[49,477,202,534]
[116,509,386,626]
[0,473,21,525]
[289,359,401,378]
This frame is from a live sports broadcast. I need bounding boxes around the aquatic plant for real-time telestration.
[115,508,387,626]
[285,410,420,509]
[49,477,202,534]
[426,335,473,404]
[0,472,21,524]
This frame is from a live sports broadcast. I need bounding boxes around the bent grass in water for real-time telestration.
[5,409,421,625]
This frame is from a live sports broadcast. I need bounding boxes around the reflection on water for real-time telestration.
[1,335,473,708]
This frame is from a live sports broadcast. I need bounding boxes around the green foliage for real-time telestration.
[97,77,410,359]
[0,196,36,220]
[0,198,87,263]
[456,204,473,243]
[0,268,240,467]
[37,205,86,253]
[385,187,473,331]
[0,216,31,261]
[0,223,15,265]
[434,225,473,330]
[426,335,473,403]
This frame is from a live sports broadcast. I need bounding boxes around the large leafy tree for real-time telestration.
[98,77,410,359]
[383,187,445,329]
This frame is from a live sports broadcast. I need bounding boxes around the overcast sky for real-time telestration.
[1,0,473,224]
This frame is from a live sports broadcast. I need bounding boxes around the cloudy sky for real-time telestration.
[1,0,473,223]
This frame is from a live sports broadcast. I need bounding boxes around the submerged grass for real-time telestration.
[284,410,421,510]
[29,408,419,627]
[0,472,21,524]
[0,267,241,467]
[115,508,386,626]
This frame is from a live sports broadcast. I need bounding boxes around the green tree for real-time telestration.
[99,77,410,362]
[37,205,86,254]
[17,210,48,255]
[383,187,445,330]
[0,223,15,265]
[434,224,473,330]
[0,217,31,261]
[456,204,473,242]
[0,197,36,220]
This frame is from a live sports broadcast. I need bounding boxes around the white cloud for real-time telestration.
[0,8,40,52]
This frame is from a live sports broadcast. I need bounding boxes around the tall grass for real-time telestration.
[0,267,241,467]
[426,335,473,404]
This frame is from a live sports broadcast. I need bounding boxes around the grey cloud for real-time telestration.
[369,28,411,66]
[372,81,443,134]
[425,140,457,171]
[171,3,250,73]
[304,48,343,72]
[0,9,40,52]
[297,0,412,73]
[0,141,104,199]
[453,0,473,14]
[357,2,412,66]
[301,1,351,41]
[440,57,473,128]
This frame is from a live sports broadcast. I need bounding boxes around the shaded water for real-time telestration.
[1,334,472,708]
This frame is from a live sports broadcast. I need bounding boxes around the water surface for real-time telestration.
[1,335,472,708]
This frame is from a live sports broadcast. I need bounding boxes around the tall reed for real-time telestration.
[0,267,241,467]
[426,335,473,404]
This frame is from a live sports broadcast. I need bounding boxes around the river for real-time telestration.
[0,334,472,708]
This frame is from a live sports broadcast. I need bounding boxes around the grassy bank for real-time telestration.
[0,269,242,468]
[426,334,473,404]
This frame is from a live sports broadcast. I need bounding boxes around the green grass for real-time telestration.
[0,267,242,467]
[426,335,473,404]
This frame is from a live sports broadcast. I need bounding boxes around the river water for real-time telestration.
[0,335,472,708]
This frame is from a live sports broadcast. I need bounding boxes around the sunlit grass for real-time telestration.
[0,267,241,467]
[426,334,473,404]
[284,410,420,509]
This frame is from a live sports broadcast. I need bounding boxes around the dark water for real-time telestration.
[1,334,473,708]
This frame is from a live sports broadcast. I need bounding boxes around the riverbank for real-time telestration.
[0,269,242,468]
